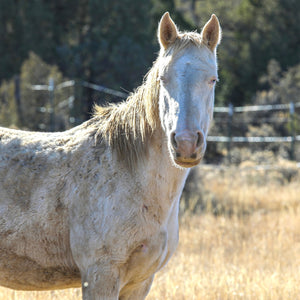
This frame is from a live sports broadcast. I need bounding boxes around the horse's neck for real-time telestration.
[139,127,190,218]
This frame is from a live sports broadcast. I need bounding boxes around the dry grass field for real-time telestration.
[1,161,299,299]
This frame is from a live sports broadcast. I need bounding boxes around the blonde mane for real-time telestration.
[93,32,204,170]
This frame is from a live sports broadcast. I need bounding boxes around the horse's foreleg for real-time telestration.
[81,263,120,300]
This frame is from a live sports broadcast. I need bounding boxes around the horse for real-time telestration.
[0,12,221,299]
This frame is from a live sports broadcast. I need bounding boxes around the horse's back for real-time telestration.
[0,127,70,209]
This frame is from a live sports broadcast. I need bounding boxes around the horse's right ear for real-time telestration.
[158,12,179,50]
[201,14,221,52]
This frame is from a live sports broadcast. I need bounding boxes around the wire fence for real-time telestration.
[210,101,299,161]
[30,78,299,161]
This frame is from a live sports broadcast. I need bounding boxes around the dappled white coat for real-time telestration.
[0,12,220,300]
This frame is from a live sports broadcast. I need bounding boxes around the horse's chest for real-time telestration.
[121,222,177,286]
[119,177,181,276]
[119,200,179,287]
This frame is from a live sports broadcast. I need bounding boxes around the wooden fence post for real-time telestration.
[227,103,234,164]
[14,75,23,126]
[49,78,55,131]
[290,102,295,160]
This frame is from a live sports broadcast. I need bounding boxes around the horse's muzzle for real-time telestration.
[170,130,206,168]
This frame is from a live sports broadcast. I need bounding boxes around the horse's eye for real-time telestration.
[209,78,218,85]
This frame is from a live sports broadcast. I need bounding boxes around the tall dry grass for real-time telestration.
[148,212,300,299]
[1,162,299,299]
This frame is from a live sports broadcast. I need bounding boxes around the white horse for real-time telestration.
[0,12,221,299]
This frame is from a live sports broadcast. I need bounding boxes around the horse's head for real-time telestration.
[157,12,221,168]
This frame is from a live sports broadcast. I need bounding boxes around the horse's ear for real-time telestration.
[158,12,179,50]
[201,14,221,52]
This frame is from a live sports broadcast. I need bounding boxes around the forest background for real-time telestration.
[0,0,299,163]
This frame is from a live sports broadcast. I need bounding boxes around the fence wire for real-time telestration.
[30,79,299,154]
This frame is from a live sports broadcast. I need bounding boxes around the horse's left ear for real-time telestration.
[201,14,221,52]
[158,12,179,49]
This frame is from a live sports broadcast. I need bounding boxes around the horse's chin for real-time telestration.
[173,157,202,169]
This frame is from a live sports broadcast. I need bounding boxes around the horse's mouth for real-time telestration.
[173,157,202,168]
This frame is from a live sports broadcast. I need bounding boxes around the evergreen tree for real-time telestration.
[0,0,299,123]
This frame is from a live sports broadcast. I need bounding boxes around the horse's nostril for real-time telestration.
[171,132,178,149]
[190,153,197,159]
[196,131,204,148]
